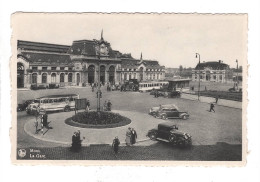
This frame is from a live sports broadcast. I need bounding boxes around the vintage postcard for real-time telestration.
[11,13,247,165]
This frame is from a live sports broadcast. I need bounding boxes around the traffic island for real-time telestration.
[23,110,164,146]
[65,111,132,128]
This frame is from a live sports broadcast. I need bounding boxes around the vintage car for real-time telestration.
[149,104,189,120]
[17,99,34,112]
[166,91,181,98]
[147,122,192,147]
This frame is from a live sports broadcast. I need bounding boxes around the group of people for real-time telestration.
[103,100,112,111]
[125,127,138,146]
[71,130,84,152]
[34,108,52,134]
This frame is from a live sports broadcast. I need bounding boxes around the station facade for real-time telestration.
[191,61,230,83]
[17,35,165,88]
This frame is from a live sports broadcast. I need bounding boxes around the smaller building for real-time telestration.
[192,61,230,83]
[166,78,191,91]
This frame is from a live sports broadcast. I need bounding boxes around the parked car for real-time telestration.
[17,100,34,112]
[149,104,189,120]
[49,83,59,89]
[166,91,181,98]
[147,122,192,147]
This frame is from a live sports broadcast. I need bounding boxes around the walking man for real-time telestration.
[210,103,215,112]
[215,95,219,104]
[112,137,120,155]
[107,100,112,111]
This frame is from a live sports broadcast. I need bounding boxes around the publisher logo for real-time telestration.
[18,149,26,158]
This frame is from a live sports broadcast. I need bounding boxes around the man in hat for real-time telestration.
[210,103,215,112]
[107,100,112,111]
[112,137,120,155]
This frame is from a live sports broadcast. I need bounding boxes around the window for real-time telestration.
[60,67,65,70]
[219,75,222,80]
[213,75,216,80]
[51,73,56,83]
[60,73,65,83]
[42,73,47,83]
[42,67,47,71]
[68,67,73,71]
[68,73,73,82]
[32,66,38,71]
[51,67,56,71]
[32,73,37,84]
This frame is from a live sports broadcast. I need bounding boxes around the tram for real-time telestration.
[138,81,169,92]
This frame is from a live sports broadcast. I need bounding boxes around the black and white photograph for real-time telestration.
[12,13,247,163]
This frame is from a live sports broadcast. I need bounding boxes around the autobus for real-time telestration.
[138,81,169,92]
[26,94,79,114]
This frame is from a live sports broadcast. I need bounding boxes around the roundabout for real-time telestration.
[24,110,164,146]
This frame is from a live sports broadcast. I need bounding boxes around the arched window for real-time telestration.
[60,73,65,83]
[32,73,37,84]
[68,73,73,82]
[51,73,56,83]
[42,73,47,83]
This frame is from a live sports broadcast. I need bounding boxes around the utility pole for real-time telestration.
[196,53,201,101]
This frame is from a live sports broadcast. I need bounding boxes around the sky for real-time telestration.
[12,13,247,68]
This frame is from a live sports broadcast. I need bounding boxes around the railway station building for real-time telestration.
[191,61,230,83]
[17,34,165,88]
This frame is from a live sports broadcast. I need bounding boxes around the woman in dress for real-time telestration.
[125,127,132,146]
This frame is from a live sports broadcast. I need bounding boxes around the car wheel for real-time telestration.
[149,132,157,140]
[64,106,70,112]
[168,135,176,143]
[162,115,167,120]
[182,115,188,120]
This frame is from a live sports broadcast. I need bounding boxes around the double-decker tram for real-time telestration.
[138,81,169,92]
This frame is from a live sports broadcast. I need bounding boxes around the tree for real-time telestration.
[179,65,183,76]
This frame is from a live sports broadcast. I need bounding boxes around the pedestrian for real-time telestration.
[40,114,44,134]
[125,127,132,146]
[43,113,48,128]
[71,130,84,152]
[91,85,94,92]
[131,128,137,145]
[86,99,90,111]
[215,95,219,104]
[103,100,107,111]
[112,137,120,155]
[210,103,215,112]
[107,100,112,111]
[34,115,39,134]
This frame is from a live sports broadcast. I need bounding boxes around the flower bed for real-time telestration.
[65,111,131,129]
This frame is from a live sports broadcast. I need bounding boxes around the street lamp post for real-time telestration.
[195,53,201,101]
[236,59,238,90]
[97,51,101,112]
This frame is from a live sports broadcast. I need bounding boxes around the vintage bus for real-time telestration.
[138,81,169,92]
[26,94,79,114]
